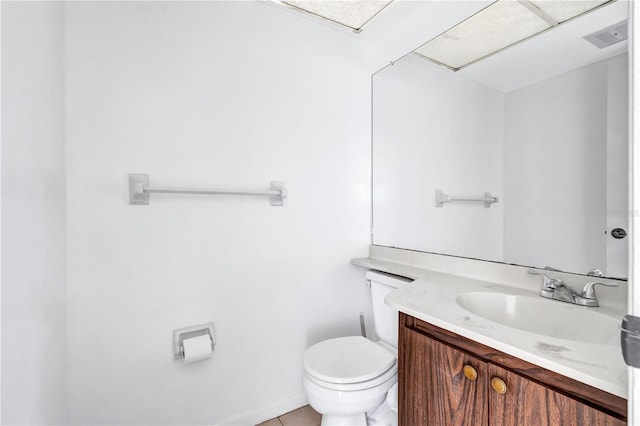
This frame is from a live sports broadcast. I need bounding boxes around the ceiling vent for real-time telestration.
[584,20,628,49]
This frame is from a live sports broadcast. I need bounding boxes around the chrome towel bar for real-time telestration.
[128,174,287,206]
[435,189,498,208]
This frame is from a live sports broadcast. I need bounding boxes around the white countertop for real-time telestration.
[352,256,628,399]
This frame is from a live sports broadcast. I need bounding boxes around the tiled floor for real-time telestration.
[257,405,321,426]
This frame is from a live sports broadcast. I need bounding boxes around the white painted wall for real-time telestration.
[372,54,505,261]
[64,2,371,424]
[1,2,67,424]
[503,58,617,274]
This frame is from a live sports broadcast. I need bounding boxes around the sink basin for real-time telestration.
[456,292,620,345]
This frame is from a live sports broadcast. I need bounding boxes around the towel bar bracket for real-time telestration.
[269,181,286,206]
[129,174,151,205]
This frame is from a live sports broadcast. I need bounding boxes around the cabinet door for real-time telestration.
[488,363,625,426]
[400,327,488,426]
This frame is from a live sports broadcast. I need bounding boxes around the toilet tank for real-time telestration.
[366,270,413,349]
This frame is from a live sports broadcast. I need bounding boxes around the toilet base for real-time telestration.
[303,367,397,426]
[320,413,367,426]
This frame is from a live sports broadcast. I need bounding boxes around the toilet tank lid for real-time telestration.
[365,270,413,288]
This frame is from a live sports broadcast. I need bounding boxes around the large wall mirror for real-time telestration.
[372,0,629,279]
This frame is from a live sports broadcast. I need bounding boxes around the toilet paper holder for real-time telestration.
[173,322,215,360]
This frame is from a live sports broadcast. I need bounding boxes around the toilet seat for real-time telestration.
[303,336,397,391]
[304,363,397,392]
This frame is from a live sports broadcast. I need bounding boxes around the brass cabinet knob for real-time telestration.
[463,364,477,381]
[491,377,507,394]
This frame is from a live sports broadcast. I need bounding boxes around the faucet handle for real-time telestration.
[587,268,604,277]
[527,269,550,279]
[581,281,619,299]
[527,269,560,290]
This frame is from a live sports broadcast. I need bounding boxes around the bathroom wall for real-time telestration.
[372,54,505,261]
[64,2,371,424]
[1,2,67,424]
[503,55,627,275]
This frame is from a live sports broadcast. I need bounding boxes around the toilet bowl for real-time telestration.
[303,336,397,426]
[302,271,412,426]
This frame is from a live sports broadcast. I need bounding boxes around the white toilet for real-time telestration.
[302,270,412,426]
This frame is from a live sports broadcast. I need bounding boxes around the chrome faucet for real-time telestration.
[580,281,620,306]
[527,270,619,307]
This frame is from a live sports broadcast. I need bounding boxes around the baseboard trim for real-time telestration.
[214,393,308,426]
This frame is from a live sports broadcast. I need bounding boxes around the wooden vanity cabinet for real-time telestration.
[399,313,627,426]
[401,321,488,425]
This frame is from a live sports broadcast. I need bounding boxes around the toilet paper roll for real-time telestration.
[182,334,213,364]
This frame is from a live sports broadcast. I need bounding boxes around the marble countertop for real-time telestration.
[352,256,627,399]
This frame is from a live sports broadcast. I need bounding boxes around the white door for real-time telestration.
[630,2,639,424]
